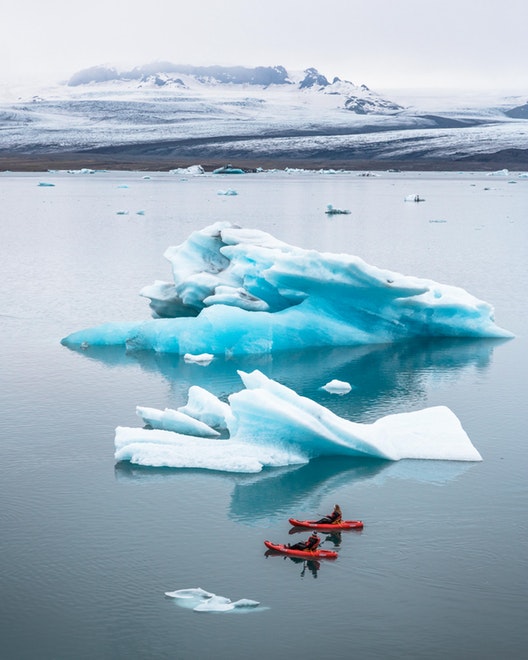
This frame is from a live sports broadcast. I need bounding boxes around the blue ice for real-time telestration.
[115,370,482,473]
[61,222,513,355]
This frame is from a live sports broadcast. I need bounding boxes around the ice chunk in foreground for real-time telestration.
[115,370,482,473]
[62,222,512,355]
[165,587,261,613]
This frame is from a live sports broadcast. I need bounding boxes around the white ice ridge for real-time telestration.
[165,587,261,613]
[61,222,513,355]
[115,370,482,473]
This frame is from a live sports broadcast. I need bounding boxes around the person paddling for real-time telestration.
[316,504,342,525]
[288,531,320,552]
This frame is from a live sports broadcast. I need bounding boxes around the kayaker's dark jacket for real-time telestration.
[305,534,320,550]
[328,510,342,524]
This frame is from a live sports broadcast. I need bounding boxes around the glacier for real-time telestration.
[115,370,482,473]
[3,64,527,167]
[61,222,512,356]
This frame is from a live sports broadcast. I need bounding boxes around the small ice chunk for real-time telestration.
[325,204,351,215]
[116,210,129,215]
[487,169,509,176]
[38,181,55,187]
[405,194,425,202]
[183,352,214,365]
[217,189,238,196]
[231,598,261,608]
[322,379,352,394]
[165,588,260,613]
[169,165,205,175]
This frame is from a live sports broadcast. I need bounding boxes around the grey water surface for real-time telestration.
[0,170,527,660]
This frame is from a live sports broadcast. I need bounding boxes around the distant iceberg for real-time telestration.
[169,165,205,176]
[115,370,482,473]
[325,203,351,215]
[61,222,512,355]
[213,165,245,174]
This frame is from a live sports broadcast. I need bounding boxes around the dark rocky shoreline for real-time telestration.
[1,146,527,173]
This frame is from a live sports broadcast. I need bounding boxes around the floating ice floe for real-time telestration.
[116,210,129,215]
[61,222,512,355]
[67,168,96,174]
[325,204,351,215]
[183,352,214,365]
[487,169,509,176]
[169,165,205,176]
[321,379,352,394]
[217,189,238,196]
[114,370,482,473]
[213,165,245,174]
[38,181,55,187]
[404,194,425,202]
[165,587,262,613]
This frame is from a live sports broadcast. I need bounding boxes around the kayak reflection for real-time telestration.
[288,528,359,546]
[264,550,321,579]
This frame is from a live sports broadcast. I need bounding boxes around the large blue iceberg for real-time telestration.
[61,222,512,355]
[115,370,482,472]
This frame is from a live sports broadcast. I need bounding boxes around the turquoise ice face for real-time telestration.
[61,221,513,356]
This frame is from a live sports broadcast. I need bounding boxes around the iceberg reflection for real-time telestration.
[115,456,475,525]
[65,337,505,419]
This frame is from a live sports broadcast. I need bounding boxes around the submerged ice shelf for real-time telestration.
[116,370,482,473]
[61,222,512,356]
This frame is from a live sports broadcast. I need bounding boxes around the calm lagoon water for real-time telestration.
[1,170,527,659]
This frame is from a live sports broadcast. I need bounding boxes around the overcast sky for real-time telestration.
[2,0,526,93]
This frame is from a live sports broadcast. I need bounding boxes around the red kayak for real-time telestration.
[264,540,338,559]
[288,518,364,531]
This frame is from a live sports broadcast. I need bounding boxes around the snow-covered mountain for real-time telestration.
[65,63,403,115]
[1,63,527,169]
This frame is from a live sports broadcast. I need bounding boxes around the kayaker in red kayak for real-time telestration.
[287,531,320,552]
[316,504,342,525]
